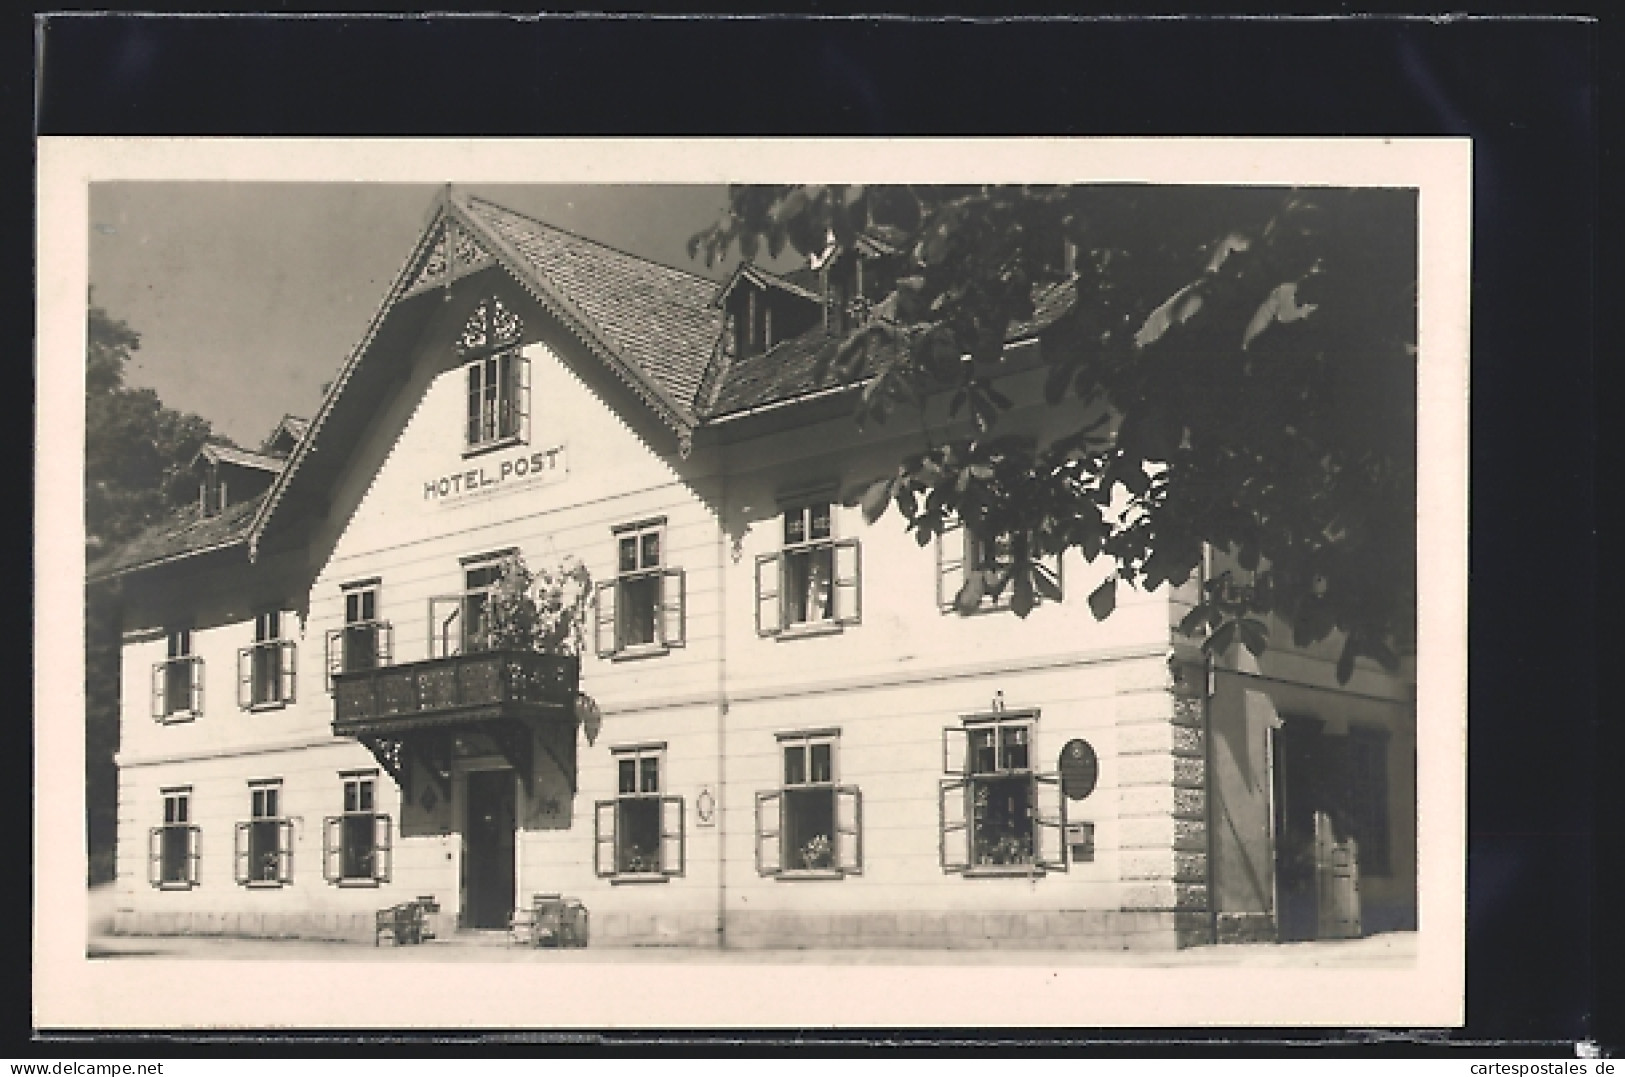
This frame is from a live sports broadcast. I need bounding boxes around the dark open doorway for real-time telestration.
[463,769,516,930]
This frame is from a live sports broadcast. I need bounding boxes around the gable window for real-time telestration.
[148,788,200,889]
[755,501,861,637]
[755,732,862,877]
[238,610,296,710]
[937,520,1064,613]
[152,628,203,723]
[940,712,1068,875]
[458,297,529,454]
[326,580,393,688]
[199,468,227,517]
[595,746,684,880]
[323,772,391,886]
[235,780,292,886]
[594,520,685,658]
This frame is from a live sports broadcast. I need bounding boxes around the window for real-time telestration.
[199,468,227,517]
[429,552,515,657]
[148,788,200,889]
[755,501,861,636]
[937,519,1063,613]
[940,713,1068,874]
[238,610,296,709]
[457,297,528,453]
[151,628,203,723]
[755,732,861,877]
[595,747,684,880]
[594,521,685,657]
[326,581,393,687]
[323,773,392,885]
[1344,728,1392,876]
[465,351,530,450]
[235,781,292,886]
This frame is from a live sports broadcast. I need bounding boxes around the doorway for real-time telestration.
[1271,716,1361,942]
[463,768,517,930]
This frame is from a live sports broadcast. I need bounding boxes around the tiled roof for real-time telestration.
[704,277,1079,419]
[88,491,263,580]
[462,197,726,422]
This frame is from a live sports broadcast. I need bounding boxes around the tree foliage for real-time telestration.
[692,185,1415,681]
[85,299,223,883]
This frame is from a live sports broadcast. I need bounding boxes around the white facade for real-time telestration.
[102,190,1416,950]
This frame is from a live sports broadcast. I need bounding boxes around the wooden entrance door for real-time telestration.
[464,769,516,930]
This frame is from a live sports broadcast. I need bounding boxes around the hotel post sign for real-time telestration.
[423,445,567,503]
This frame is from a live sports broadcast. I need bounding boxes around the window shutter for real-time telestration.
[234,822,251,885]
[594,800,617,877]
[941,725,969,776]
[191,659,205,715]
[660,796,686,878]
[754,553,782,636]
[186,826,202,885]
[937,523,966,611]
[754,791,782,876]
[325,629,343,691]
[377,621,394,664]
[835,786,863,875]
[832,539,862,625]
[322,817,342,883]
[514,354,531,443]
[280,640,297,703]
[1032,772,1069,872]
[659,568,686,648]
[593,581,618,658]
[428,595,463,659]
[939,778,970,873]
[372,814,393,883]
[277,819,295,884]
[148,828,162,886]
[237,647,253,709]
[466,363,481,446]
[151,664,166,720]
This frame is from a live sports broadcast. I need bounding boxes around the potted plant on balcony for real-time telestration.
[482,553,601,739]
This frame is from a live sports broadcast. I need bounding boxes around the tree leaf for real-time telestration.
[1011,570,1036,618]
[1203,618,1238,657]
[1335,635,1357,684]
[1242,281,1319,350]
[861,477,894,524]
[1238,617,1270,657]
[1177,604,1209,638]
[1087,578,1117,621]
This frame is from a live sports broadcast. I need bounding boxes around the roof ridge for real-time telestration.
[462,194,722,289]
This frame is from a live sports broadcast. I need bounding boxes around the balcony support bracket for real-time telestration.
[484,719,535,798]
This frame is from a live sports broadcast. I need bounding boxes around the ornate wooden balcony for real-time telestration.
[332,650,580,797]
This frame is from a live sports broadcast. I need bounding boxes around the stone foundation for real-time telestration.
[724,909,1211,951]
[1215,911,1278,944]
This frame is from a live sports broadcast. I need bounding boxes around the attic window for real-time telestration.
[200,468,227,517]
[733,287,777,359]
[457,298,530,454]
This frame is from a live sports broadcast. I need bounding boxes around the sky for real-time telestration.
[87,183,800,447]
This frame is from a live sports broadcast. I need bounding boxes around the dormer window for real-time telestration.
[824,253,861,335]
[200,468,227,516]
[457,298,530,454]
[733,287,776,358]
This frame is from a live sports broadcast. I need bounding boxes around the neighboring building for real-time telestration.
[88,188,1416,951]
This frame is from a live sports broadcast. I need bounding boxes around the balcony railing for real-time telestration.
[332,650,579,731]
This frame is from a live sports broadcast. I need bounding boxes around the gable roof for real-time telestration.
[711,262,822,307]
[262,415,310,456]
[193,441,286,474]
[99,188,1086,582]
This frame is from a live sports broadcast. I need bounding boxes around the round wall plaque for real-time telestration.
[1059,739,1099,801]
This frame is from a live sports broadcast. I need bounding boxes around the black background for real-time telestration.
[20,10,1608,1057]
